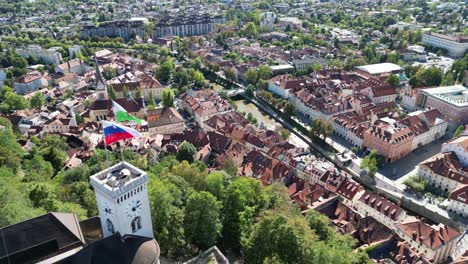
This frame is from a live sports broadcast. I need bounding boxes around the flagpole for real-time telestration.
[120,141,125,162]
[103,122,110,167]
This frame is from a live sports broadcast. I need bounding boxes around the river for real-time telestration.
[232,97,309,148]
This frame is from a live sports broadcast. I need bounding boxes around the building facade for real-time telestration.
[363,118,414,163]
[417,85,468,129]
[90,162,154,239]
[81,19,146,41]
[395,220,460,264]
[17,45,63,65]
[422,32,468,58]
[154,14,215,38]
[355,191,407,229]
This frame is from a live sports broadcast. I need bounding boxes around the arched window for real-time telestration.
[106,219,114,234]
[131,216,142,233]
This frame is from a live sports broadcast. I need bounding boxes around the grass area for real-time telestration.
[403,176,428,192]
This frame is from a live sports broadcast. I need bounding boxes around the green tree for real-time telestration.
[284,102,294,116]
[38,146,67,174]
[23,154,54,182]
[148,178,186,255]
[102,66,116,80]
[107,85,117,100]
[309,119,332,139]
[222,157,238,177]
[156,59,175,83]
[454,125,464,138]
[176,142,197,163]
[386,74,400,87]
[403,176,428,192]
[222,177,267,249]
[189,69,205,88]
[171,160,207,191]
[242,215,315,264]
[241,22,259,38]
[0,86,30,112]
[135,86,142,99]
[257,65,272,80]
[65,182,98,217]
[184,191,222,248]
[205,171,226,200]
[306,210,334,241]
[223,67,237,82]
[244,68,259,84]
[122,86,129,98]
[246,84,256,97]
[0,116,13,130]
[361,149,379,176]
[0,177,45,227]
[162,88,175,108]
[30,92,46,109]
[148,90,156,108]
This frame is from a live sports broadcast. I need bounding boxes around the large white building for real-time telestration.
[403,109,447,151]
[260,12,277,31]
[154,13,215,38]
[422,32,468,58]
[417,85,468,129]
[417,136,468,193]
[441,136,468,166]
[396,220,460,264]
[448,185,468,218]
[90,162,154,239]
[81,19,146,41]
[17,45,63,65]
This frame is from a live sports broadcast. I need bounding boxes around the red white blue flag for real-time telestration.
[102,120,142,145]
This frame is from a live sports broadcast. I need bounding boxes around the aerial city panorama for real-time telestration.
[0,0,467,263]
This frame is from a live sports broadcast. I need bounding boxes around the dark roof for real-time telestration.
[59,233,160,264]
[148,107,184,128]
[0,212,85,264]
[89,98,143,113]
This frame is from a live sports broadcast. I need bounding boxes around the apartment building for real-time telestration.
[154,13,215,38]
[81,19,146,41]
[17,45,63,65]
[422,32,468,58]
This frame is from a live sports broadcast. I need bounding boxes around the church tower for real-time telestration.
[94,57,108,100]
[90,162,154,238]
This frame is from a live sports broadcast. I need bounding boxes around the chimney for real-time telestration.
[412,231,417,240]
[67,60,71,69]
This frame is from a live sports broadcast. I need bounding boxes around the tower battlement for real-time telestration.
[90,161,153,238]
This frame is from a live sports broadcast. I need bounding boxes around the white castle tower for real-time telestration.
[90,162,154,238]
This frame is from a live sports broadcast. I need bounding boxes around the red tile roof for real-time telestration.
[396,220,460,250]
[450,185,468,205]
[420,152,468,185]
[359,191,404,221]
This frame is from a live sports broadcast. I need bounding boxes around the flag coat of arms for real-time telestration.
[112,100,143,124]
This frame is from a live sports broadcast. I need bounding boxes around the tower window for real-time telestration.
[131,216,142,233]
[106,219,114,234]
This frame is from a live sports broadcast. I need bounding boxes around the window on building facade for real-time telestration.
[131,216,142,233]
[106,218,114,234]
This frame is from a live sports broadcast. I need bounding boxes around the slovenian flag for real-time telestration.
[102,120,142,145]
[112,100,143,124]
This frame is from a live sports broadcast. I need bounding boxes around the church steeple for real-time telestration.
[94,56,108,100]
